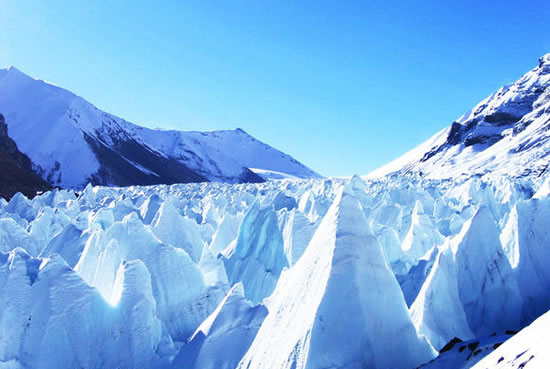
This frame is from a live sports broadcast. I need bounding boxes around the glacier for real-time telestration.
[0,173,549,369]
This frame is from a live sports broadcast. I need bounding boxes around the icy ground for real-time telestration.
[0,174,550,369]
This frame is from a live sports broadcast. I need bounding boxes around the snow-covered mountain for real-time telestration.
[0,66,320,189]
[367,54,550,180]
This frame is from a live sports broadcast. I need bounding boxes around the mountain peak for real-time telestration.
[538,53,550,74]
[539,53,550,67]
[5,65,27,77]
[0,66,34,86]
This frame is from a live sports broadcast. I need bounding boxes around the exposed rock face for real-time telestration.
[0,113,21,159]
[0,113,52,199]
[0,113,6,136]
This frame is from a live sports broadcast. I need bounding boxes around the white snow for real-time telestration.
[472,308,550,369]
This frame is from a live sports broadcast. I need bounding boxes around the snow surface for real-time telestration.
[0,172,548,368]
[471,308,550,369]
[418,333,515,369]
[0,66,320,188]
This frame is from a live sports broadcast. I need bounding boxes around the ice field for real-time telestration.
[0,174,549,368]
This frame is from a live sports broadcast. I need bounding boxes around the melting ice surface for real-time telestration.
[0,174,549,369]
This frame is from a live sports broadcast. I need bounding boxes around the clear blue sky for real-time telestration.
[1,1,549,176]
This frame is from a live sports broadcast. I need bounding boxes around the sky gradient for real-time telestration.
[1,0,550,176]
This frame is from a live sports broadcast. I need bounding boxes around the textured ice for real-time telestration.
[0,174,548,368]
[237,185,435,369]
[172,283,268,369]
[0,250,169,369]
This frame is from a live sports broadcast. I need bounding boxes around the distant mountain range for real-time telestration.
[3,52,550,198]
[0,66,321,191]
[367,54,550,180]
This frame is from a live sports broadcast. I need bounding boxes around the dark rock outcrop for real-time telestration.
[0,113,52,199]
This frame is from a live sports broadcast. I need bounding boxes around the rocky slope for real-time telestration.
[0,113,51,199]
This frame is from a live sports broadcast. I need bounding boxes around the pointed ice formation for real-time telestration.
[237,186,435,369]
[501,197,550,322]
[151,199,204,263]
[411,248,474,350]
[281,209,316,265]
[5,192,37,221]
[0,173,548,368]
[223,197,289,304]
[454,206,522,336]
[172,283,268,369]
[110,259,172,368]
[209,212,241,256]
[139,193,163,225]
[0,218,38,255]
[76,212,224,340]
[39,222,90,267]
[0,250,168,369]
[401,200,445,263]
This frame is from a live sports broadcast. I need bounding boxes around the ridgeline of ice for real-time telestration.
[0,174,549,368]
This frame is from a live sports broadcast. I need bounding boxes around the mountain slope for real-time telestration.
[0,113,52,199]
[472,308,550,369]
[367,54,550,179]
[0,67,320,189]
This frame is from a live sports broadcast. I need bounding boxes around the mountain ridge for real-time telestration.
[0,66,321,189]
[366,53,550,180]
